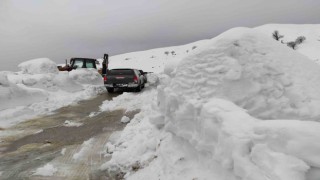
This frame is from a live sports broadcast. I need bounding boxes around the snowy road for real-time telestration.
[0,92,138,180]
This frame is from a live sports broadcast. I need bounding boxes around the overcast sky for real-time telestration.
[1,0,320,71]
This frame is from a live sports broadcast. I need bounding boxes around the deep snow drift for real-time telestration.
[0,58,104,127]
[101,27,320,180]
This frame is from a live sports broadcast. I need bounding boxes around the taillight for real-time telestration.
[133,76,138,83]
[104,75,107,81]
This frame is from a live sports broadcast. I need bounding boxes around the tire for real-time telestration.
[142,82,145,89]
[135,84,141,92]
[107,88,114,93]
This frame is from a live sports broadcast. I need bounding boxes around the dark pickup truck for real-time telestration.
[104,69,146,93]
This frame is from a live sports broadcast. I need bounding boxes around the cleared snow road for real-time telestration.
[0,92,138,180]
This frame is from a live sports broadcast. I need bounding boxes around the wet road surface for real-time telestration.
[0,92,138,180]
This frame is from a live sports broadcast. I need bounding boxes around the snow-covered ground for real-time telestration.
[99,25,320,180]
[0,58,105,127]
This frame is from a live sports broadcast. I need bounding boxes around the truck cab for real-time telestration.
[58,58,97,71]
[70,58,97,69]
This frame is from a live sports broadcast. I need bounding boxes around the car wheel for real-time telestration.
[142,82,145,89]
[107,88,114,93]
[135,84,141,92]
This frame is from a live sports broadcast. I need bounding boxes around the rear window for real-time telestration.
[108,69,134,75]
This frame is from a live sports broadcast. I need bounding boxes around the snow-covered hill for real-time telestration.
[255,24,320,63]
[105,24,320,73]
[101,25,320,180]
[107,40,211,73]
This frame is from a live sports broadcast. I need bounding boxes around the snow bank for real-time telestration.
[0,58,105,127]
[151,28,320,179]
[18,58,58,74]
[99,86,159,169]
[0,72,48,111]
[102,27,320,180]
[69,68,103,85]
[166,27,320,120]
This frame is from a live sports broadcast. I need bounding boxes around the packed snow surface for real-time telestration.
[101,27,320,180]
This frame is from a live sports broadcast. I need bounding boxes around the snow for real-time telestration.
[164,27,320,120]
[33,163,57,176]
[108,40,210,73]
[255,24,320,63]
[73,138,95,160]
[100,26,320,180]
[120,116,130,123]
[18,58,58,74]
[0,58,105,128]
[63,120,83,127]
[69,68,103,85]
[61,148,66,155]
[100,87,160,176]
[0,72,48,111]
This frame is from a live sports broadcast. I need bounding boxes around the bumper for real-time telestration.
[104,83,138,88]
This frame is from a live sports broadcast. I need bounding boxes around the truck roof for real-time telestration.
[110,68,134,70]
[70,58,97,61]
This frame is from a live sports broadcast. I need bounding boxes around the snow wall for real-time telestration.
[152,28,320,179]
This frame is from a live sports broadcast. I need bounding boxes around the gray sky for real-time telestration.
[1,0,320,71]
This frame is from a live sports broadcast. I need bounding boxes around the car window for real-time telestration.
[73,59,84,68]
[108,70,133,75]
[86,61,95,68]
